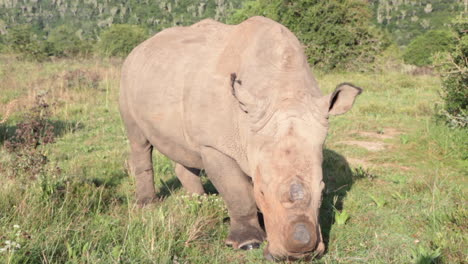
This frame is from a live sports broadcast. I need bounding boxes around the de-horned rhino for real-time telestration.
[120,16,362,261]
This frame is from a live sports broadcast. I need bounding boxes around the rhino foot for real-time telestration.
[225,224,265,250]
[136,195,159,208]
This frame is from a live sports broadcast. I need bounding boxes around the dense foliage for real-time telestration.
[229,0,389,70]
[0,0,245,59]
[47,25,92,57]
[370,0,465,45]
[97,24,148,57]
[0,0,244,39]
[5,25,50,61]
[403,30,455,66]
[434,17,468,128]
[5,24,92,60]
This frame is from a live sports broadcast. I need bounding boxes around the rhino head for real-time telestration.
[228,23,362,260]
[233,76,361,260]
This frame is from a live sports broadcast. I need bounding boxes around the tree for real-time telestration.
[228,0,389,70]
[434,17,467,128]
[6,25,50,61]
[97,24,148,57]
[403,30,455,66]
[47,25,92,57]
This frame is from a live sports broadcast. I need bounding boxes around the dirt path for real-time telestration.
[338,128,410,170]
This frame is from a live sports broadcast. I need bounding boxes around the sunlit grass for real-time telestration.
[0,56,466,263]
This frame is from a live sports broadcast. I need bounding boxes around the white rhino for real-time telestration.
[120,16,362,261]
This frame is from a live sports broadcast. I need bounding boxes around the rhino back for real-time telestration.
[120,16,317,173]
[120,19,240,168]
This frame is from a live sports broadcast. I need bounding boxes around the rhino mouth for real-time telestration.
[263,243,324,262]
[263,222,324,262]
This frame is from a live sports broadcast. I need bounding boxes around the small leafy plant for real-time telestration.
[332,195,350,226]
[400,134,409,145]
[411,246,441,264]
[392,191,407,200]
[0,224,31,257]
[369,194,387,208]
[354,167,377,180]
[334,209,350,226]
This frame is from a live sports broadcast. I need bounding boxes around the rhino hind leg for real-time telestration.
[123,117,158,206]
[175,164,205,195]
[200,147,266,250]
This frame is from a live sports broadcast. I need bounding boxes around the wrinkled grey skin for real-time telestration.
[120,16,362,261]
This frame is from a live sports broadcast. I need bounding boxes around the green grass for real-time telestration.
[0,56,466,263]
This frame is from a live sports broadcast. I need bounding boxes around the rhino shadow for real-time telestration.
[320,148,361,251]
[158,170,218,198]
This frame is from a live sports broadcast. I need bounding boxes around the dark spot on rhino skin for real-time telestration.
[230,73,242,91]
[290,182,305,201]
[181,36,206,44]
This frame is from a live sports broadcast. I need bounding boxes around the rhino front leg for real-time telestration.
[200,147,265,250]
[175,164,205,195]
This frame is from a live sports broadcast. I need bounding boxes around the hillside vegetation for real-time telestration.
[370,0,466,45]
[228,0,389,70]
[0,0,244,39]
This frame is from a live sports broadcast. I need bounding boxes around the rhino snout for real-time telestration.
[292,223,311,244]
[285,221,317,253]
[263,221,321,261]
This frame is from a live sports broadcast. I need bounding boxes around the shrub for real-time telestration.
[97,24,148,57]
[4,94,56,179]
[62,69,102,90]
[47,25,92,57]
[0,35,6,53]
[403,30,455,67]
[5,25,50,61]
[228,0,389,71]
[434,17,467,128]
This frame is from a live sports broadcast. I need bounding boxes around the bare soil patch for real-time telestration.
[347,157,411,171]
[351,128,402,140]
[339,140,386,151]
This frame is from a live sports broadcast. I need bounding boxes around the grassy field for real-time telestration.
[0,55,466,264]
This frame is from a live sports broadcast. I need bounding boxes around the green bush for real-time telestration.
[0,35,6,53]
[434,18,468,128]
[97,24,148,57]
[5,25,50,61]
[403,30,455,67]
[47,25,92,57]
[228,0,389,71]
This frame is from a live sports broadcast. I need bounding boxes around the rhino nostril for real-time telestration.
[293,223,310,244]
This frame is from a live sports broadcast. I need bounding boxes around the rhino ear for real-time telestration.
[231,73,255,113]
[324,83,362,116]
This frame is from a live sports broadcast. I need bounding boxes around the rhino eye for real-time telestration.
[259,189,265,197]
